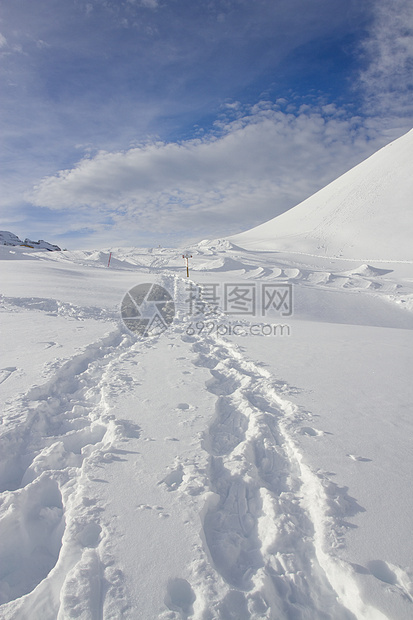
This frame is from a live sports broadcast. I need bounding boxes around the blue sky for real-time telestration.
[1,0,412,249]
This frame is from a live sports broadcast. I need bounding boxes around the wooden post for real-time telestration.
[182,253,192,277]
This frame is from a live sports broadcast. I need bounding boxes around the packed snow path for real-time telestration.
[2,274,407,619]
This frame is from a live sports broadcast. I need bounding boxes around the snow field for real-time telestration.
[1,244,412,619]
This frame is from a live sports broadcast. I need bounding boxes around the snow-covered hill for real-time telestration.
[1,241,412,619]
[230,129,413,261]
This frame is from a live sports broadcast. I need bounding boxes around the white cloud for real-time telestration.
[358,0,413,118]
[0,33,7,48]
[30,103,395,245]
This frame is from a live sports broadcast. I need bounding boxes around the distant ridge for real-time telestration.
[0,231,61,251]
[230,130,413,261]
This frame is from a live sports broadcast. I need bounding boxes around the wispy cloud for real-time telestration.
[357,0,413,119]
[138,0,159,9]
[30,103,390,246]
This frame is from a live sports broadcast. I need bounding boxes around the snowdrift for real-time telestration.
[230,129,413,261]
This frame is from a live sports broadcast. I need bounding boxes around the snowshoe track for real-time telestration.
[168,300,388,619]
[0,328,134,616]
[176,335,350,618]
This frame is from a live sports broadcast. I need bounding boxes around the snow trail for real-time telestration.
[158,277,389,619]
[0,328,134,617]
[173,334,377,618]
[0,273,401,618]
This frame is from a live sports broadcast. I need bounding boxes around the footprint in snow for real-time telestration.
[0,477,64,602]
[136,504,170,518]
[39,341,61,349]
[176,402,190,410]
[159,468,184,491]
[76,522,102,548]
[367,560,413,602]
[299,426,324,437]
[218,590,250,620]
[112,418,142,439]
[347,454,372,462]
[164,578,196,618]
[0,367,17,384]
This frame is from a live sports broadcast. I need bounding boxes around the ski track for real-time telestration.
[0,275,408,619]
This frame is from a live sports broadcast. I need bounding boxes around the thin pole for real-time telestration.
[183,254,192,277]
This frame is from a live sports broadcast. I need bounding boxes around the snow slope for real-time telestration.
[229,129,413,261]
[1,243,412,619]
